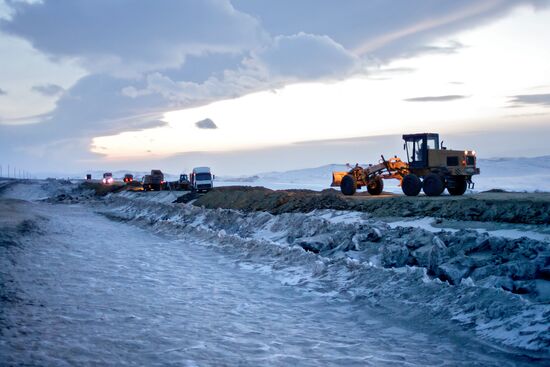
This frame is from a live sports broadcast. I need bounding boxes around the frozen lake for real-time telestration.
[0,201,542,366]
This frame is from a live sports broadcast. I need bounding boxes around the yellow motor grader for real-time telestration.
[331,133,480,196]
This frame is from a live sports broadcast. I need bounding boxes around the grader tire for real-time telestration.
[340,175,357,196]
[367,177,384,195]
[423,173,445,196]
[447,177,467,196]
[402,174,421,196]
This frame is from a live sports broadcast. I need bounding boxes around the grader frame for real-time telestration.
[331,156,409,196]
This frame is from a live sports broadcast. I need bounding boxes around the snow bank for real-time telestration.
[98,192,550,353]
[0,179,81,201]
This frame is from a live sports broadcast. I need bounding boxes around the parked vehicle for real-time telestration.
[190,167,214,192]
[123,173,134,183]
[142,170,164,191]
[86,174,92,180]
[178,173,190,190]
[102,172,113,184]
[142,175,153,191]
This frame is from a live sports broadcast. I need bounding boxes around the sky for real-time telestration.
[0,0,549,177]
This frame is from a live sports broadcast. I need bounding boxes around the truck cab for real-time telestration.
[190,167,213,192]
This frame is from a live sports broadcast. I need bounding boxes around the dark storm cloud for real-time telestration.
[404,95,469,102]
[195,118,218,129]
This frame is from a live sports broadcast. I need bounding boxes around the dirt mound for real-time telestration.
[181,186,550,224]
[181,186,348,213]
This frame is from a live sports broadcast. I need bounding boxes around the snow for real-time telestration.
[99,190,549,353]
[2,180,549,360]
[115,189,180,204]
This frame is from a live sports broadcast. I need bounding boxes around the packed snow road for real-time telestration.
[0,199,543,366]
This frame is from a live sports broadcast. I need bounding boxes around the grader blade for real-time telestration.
[331,171,348,187]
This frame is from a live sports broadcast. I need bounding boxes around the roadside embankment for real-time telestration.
[178,186,550,224]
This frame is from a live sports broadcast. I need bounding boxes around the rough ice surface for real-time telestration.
[102,191,550,351]
[1,179,549,366]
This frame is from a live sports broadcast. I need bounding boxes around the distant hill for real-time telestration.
[217,156,550,192]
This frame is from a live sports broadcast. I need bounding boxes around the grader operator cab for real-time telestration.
[331,133,479,197]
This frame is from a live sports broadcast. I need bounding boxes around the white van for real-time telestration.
[190,167,214,192]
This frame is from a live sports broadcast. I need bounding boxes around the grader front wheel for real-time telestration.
[340,174,357,196]
[367,177,384,195]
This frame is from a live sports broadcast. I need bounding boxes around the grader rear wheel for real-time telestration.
[423,173,445,196]
[402,174,421,196]
[447,177,467,196]
[367,177,384,195]
[340,174,357,196]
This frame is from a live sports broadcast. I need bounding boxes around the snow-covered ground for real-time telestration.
[1,180,549,365]
[103,191,550,353]
[216,156,550,193]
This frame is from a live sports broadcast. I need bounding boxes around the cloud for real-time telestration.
[254,33,361,80]
[404,95,469,102]
[508,93,550,107]
[0,87,6,95]
[366,66,416,80]
[195,118,218,129]
[31,83,64,96]
[2,0,549,173]
[121,33,360,107]
[123,62,270,108]
[1,0,266,76]
[397,40,466,59]
[0,75,169,154]
[233,0,549,59]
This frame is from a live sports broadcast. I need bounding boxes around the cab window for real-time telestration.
[427,137,437,150]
